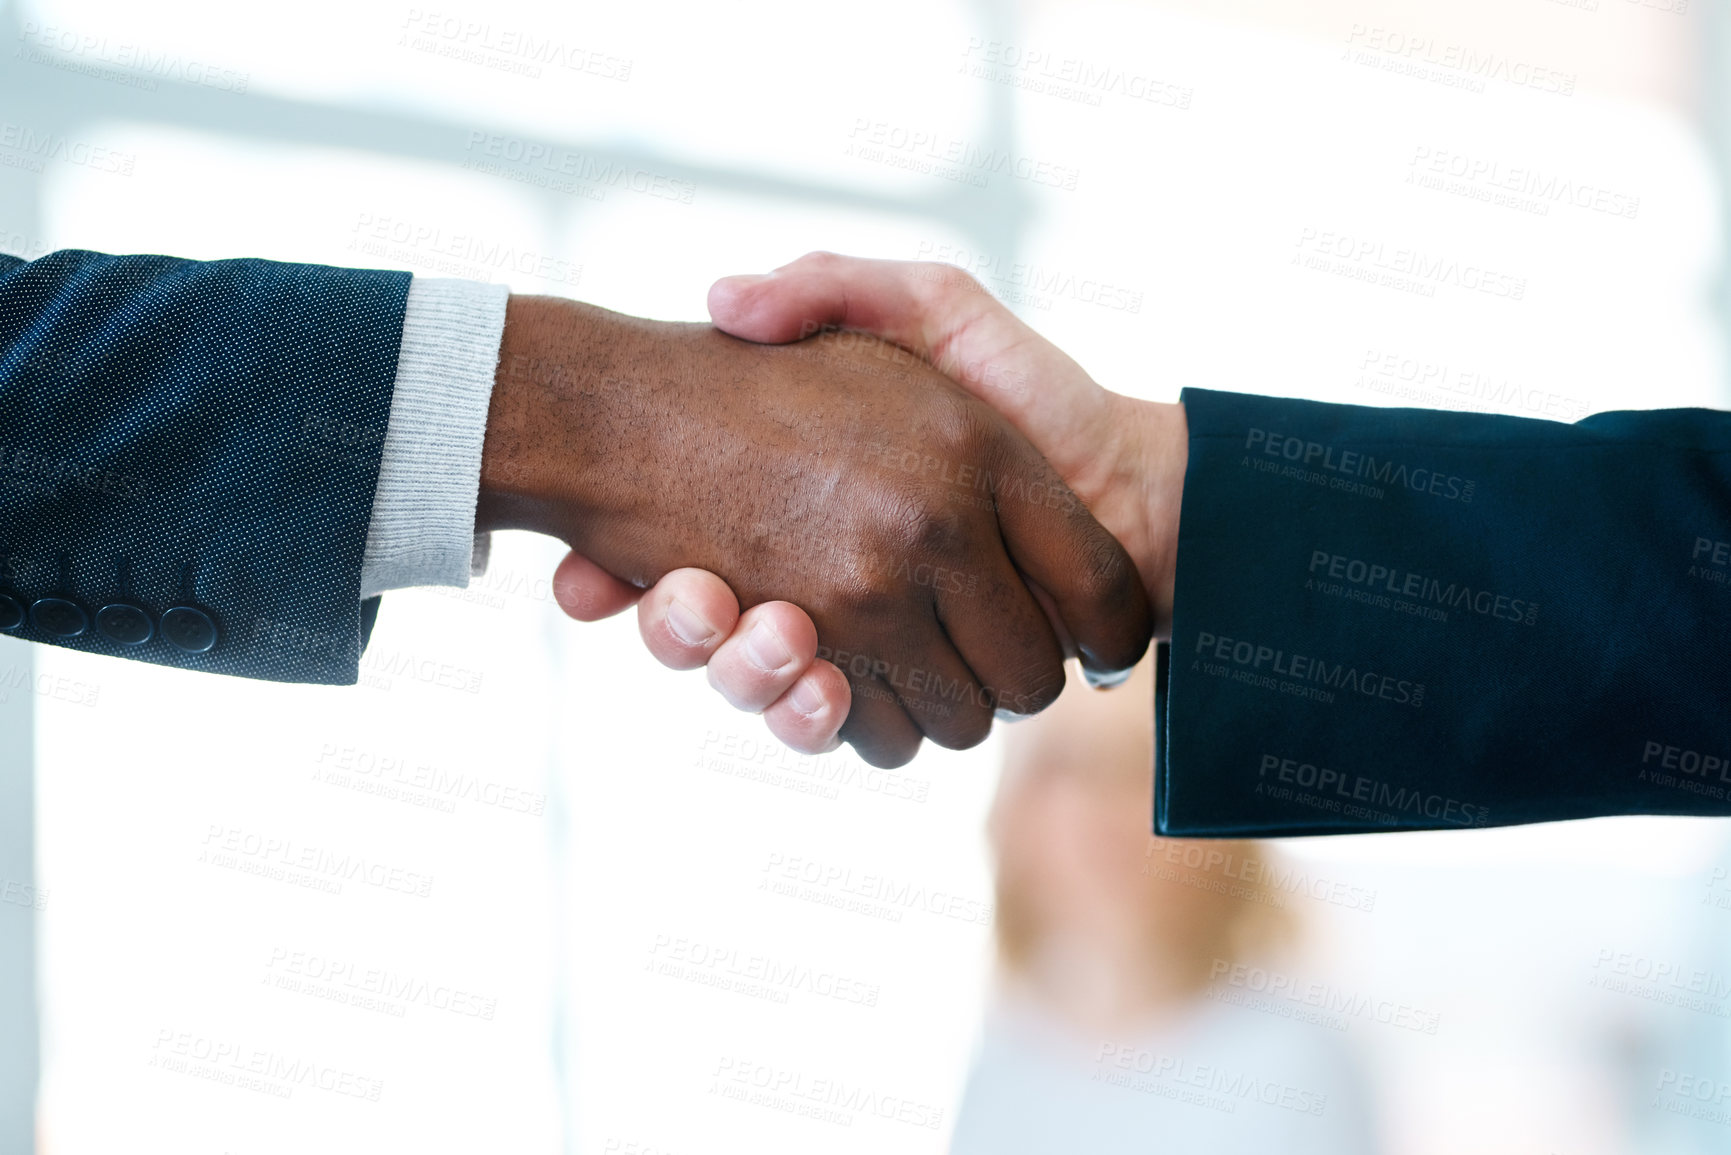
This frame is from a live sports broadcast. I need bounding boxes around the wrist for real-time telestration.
[476,294,609,542]
[1098,393,1185,635]
[1142,398,1186,634]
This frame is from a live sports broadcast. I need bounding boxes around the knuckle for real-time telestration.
[831,566,904,621]
[924,390,989,453]
[939,265,985,301]
[797,249,842,272]
[915,261,983,303]
[865,491,969,569]
[908,505,969,561]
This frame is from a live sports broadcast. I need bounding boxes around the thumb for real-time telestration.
[708,252,1111,468]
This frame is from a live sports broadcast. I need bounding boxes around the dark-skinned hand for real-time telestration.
[477,295,1151,767]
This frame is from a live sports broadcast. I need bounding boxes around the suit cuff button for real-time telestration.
[96,602,155,646]
[160,606,218,653]
[30,597,88,638]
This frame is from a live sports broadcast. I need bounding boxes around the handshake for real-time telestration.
[477,252,1190,767]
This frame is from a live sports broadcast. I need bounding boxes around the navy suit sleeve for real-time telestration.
[0,249,410,684]
[1156,386,1731,836]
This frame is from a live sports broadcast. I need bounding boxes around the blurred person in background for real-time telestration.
[948,659,1380,1155]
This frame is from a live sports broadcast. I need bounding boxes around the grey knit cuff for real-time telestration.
[359,276,508,599]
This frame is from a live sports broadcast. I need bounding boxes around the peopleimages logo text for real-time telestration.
[1246,427,1475,502]
[1258,753,1489,826]
[1194,630,1426,708]
[1308,550,1538,625]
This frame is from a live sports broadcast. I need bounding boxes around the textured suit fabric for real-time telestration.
[0,249,410,683]
[1157,387,1731,836]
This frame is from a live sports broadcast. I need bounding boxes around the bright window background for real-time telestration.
[8,0,1731,1152]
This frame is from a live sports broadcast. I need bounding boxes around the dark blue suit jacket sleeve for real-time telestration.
[1156,386,1731,836]
[0,249,410,684]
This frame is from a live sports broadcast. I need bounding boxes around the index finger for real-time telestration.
[986,434,1152,679]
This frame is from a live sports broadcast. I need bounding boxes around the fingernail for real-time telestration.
[665,598,717,647]
[744,621,793,672]
[788,678,826,717]
[1082,665,1134,689]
